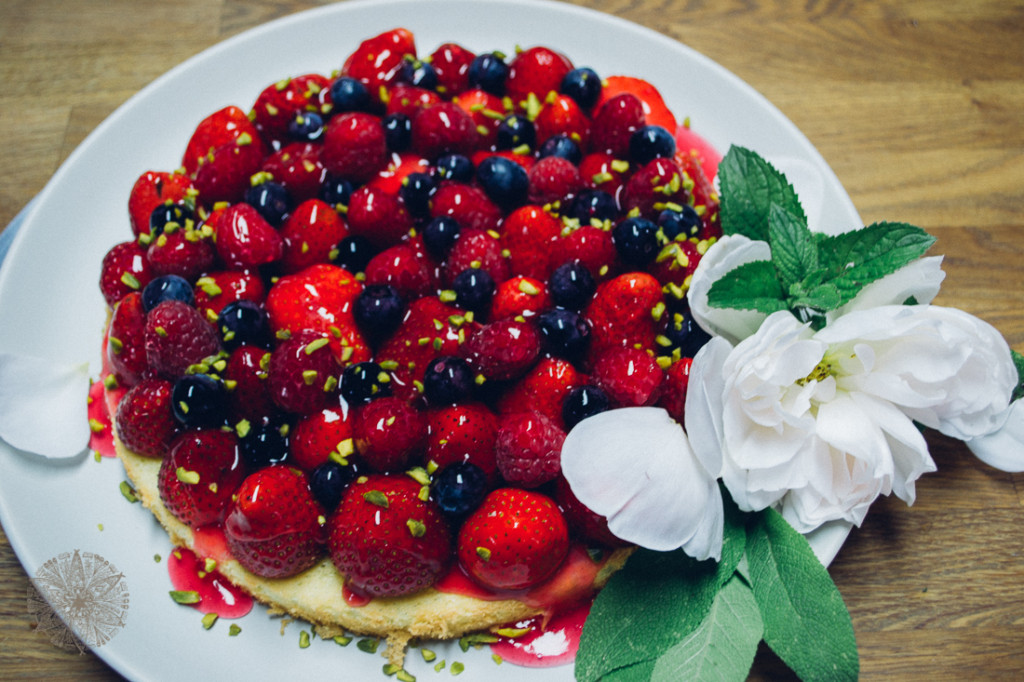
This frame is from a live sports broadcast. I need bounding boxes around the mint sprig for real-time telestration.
[709,146,935,324]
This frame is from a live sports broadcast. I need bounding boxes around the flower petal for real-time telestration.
[0,353,91,459]
[686,234,771,345]
[561,407,723,560]
[967,399,1024,473]
[827,256,945,320]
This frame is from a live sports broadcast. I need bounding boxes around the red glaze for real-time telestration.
[490,599,591,668]
[167,546,253,619]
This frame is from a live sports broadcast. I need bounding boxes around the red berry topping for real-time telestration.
[114,377,179,457]
[278,198,349,275]
[327,473,451,598]
[158,429,246,528]
[590,346,665,407]
[352,396,426,472]
[214,203,284,269]
[411,102,480,160]
[590,93,646,157]
[222,345,276,423]
[460,317,540,382]
[585,271,663,356]
[320,112,388,184]
[429,42,475,96]
[554,475,628,548]
[423,402,499,478]
[505,46,573,105]
[261,142,328,203]
[500,204,563,280]
[99,240,153,308]
[341,28,417,102]
[251,73,332,146]
[657,356,693,424]
[193,270,266,321]
[290,406,354,472]
[106,291,149,387]
[127,170,194,238]
[346,185,416,248]
[494,411,566,488]
[457,488,569,591]
[489,275,551,321]
[595,75,678,134]
[146,228,216,281]
[144,300,221,379]
[497,356,585,429]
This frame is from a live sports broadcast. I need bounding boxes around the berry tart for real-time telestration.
[99,27,722,666]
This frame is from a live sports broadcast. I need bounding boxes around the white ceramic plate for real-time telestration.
[0,0,860,679]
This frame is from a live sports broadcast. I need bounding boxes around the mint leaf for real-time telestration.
[1012,350,1024,402]
[814,222,936,306]
[575,549,720,682]
[768,202,816,289]
[599,659,656,682]
[746,509,858,681]
[651,576,764,682]
[706,260,788,314]
[719,146,806,241]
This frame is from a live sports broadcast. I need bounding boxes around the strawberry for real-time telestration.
[99,240,154,308]
[595,75,678,134]
[674,147,721,239]
[423,403,499,480]
[351,396,425,472]
[214,203,284,269]
[657,356,692,424]
[320,111,388,184]
[157,429,246,528]
[290,406,353,472]
[533,93,591,150]
[442,228,510,286]
[144,300,221,379]
[182,105,261,176]
[554,476,627,548]
[649,239,702,296]
[384,83,441,118]
[489,275,551,321]
[428,42,475,97]
[106,291,149,387]
[261,142,328,203]
[145,226,216,281]
[340,28,417,103]
[193,270,267,322]
[410,101,480,160]
[114,377,179,457]
[265,263,370,365]
[500,204,563,279]
[192,137,267,206]
[556,224,617,283]
[278,198,349,274]
[266,330,342,415]
[590,346,665,407]
[527,155,584,207]
[457,487,569,591]
[127,170,194,238]
[505,46,573,106]
[590,93,645,158]
[494,410,566,488]
[364,243,433,300]
[496,356,585,429]
[584,271,663,356]
[620,157,689,220]
[222,345,276,423]
[223,466,325,579]
[429,181,503,234]
[674,125,722,187]
[345,184,415,248]
[459,317,540,382]
[579,152,630,195]
[367,152,431,195]
[451,88,507,148]
[327,473,451,598]
[251,73,332,147]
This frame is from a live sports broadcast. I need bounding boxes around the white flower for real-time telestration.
[686,305,1017,533]
[560,407,724,561]
[966,399,1024,472]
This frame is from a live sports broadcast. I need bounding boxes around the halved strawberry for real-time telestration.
[364,243,433,300]
[534,93,591,150]
[320,111,388,184]
[193,270,267,322]
[410,101,480,160]
[367,152,431,195]
[556,224,617,283]
[657,356,692,424]
[99,240,154,308]
[222,344,276,423]
[429,42,475,97]
[346,184,415,248]
[145,227,216,281]
[182,105,261,176]
[158,429,246,528]
[106,292,149,387]
[489,275,551,321]
[352,396,425,472]
[266,330,342,415]
[620,157,690,220]
[429,181,504,234]
[261,142,328,203]
[452,88,507,148]
[384,83,441,118]
[590,346,665,407]
[589,93,645,158]
[500,204,563,279]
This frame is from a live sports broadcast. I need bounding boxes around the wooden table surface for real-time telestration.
[1,0,1022,680]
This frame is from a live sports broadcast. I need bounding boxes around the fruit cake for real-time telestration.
[98,27,722,664]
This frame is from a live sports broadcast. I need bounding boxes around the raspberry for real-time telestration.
[494,411,566,488]
[460,318,541,382]
[143,300,221,379]
[114,377,179,457]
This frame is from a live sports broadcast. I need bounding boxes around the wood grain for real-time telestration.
[1,0,1022,679]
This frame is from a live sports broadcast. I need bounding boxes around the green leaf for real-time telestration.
[600,659,657,682]
[745,509,859,681]
[575,549,721,682]
[1011,350,1024,402]
[768,202,816,289]
[706,260,788,314]
[814,222,936,306]
[718,146,806,241]
[650,576,764,682]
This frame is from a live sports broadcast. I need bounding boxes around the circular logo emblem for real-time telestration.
[28,550,130,652]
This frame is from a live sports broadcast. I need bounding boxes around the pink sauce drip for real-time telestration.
[167,546,253,619]
[490,599,591,668]
[87,379,118,458]
[342,585,372,607]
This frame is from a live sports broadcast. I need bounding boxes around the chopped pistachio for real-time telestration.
[176,467,200,485]
[119,481,138,503]
[299,630,311,649]
[363,490,389,508]
[229,624,242,636]
[333,634,352,646]
[169,590,201,605]
[420,647,437,662]
[202,613,218,630]
[356,637,380,654]
[407,519,427,537]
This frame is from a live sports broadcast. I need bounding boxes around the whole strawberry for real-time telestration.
[106,291,149,387]
[494,411,566,488]
[114,377,179,457]
[266,330,342,415]
[327,474,451,598]
[591,346,665,407]
[423,402,499,480]
[223,466,325,579]
[457,488,569,591]
[158,429,246,528]
[290,406,354,472]
[143,300,221,379]
[99,240,153,308]
[214,203,284,269]
[351,396,425,472]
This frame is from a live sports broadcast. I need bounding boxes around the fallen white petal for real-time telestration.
[561,407,724,560]
[967,399,1024,472]
[0,353,91,459]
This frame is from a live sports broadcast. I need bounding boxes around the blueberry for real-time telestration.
[330,76,371,112]
[537,309,591,360]
[548,261,596,310]
[142,274,195,312]
[562,385,611,430]
[309,460,357,512]
[658,205,702,241]
[245,180,292,226]
[398,171,436,218]
[171,374,227,428]
[340,362,391,406]
[240,414,291,469]
[629,125,677,166]
[468,52,509,95]
[560,67,602,110]
[334,235,377,275]
[148,202,194,237]
[495,114,536,151]
[452,268,495,314]
[422,356,475,406]
[538,134,583,165]
[353,284,405,340]
[433,154,474,183]
[660,306,712,358]
[476,155,529,210]
[399,58,438,90]
[320,176,354,209]
[382,112,412,152]
[217,299,272,351]
[612,216,661,267]
[566,189,617,225]
[287,110,324,142]
[433,462,489,518]
[422,216,461,258]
